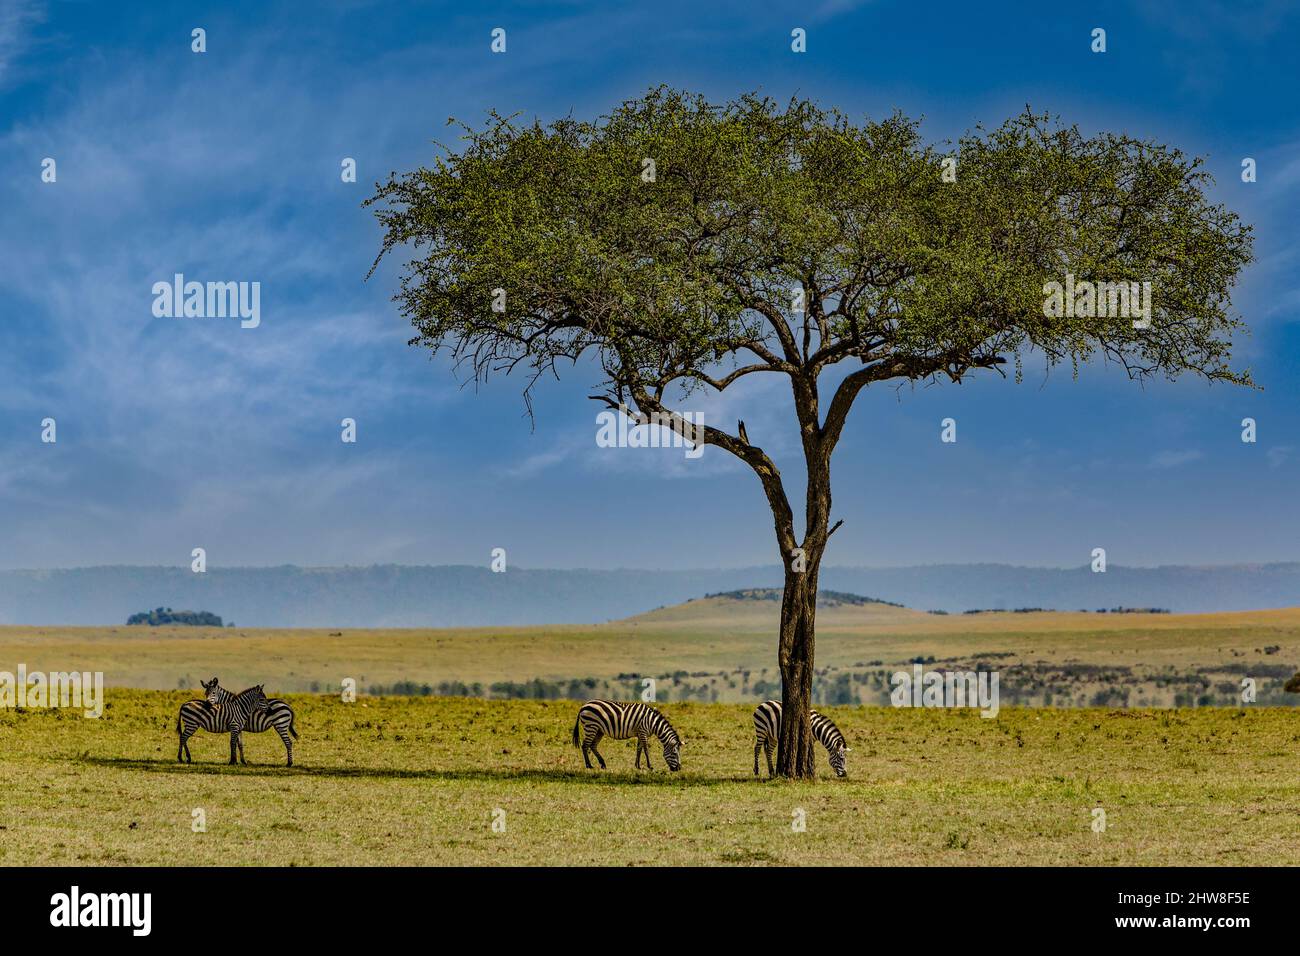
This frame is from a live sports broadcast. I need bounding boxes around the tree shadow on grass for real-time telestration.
[81,756,754,786]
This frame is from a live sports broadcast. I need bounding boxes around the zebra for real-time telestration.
[571,700,682,771]
[176,684,271,765]
[752,700,849,778]
[203,678,299,766]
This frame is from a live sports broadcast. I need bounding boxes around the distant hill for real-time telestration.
[702,588,906,608]
[625,588,924,630]
[0,562,1295,627]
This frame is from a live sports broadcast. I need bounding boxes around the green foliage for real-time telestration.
[368,86,1254,415]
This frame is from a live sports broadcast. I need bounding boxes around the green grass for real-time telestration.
[2,692,1298,866]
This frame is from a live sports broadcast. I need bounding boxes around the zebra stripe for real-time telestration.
[176,684,270,765]
[571,699,683,771]
[752,700,848,778]
[205,678,299,766]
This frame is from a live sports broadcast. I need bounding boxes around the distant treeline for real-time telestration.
[336,655,1300,710]
[127,607,229,627]
[928,606,1172,615]
[359,673,784,704]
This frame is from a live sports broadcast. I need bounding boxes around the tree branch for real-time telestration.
[600,386,799,556]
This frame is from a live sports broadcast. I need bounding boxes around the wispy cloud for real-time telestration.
[0,0,41,87]
[1148,449,1204,470]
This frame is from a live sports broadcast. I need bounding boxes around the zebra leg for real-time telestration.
[634,734,643,769]
[589,731,607,769]
[640,734,652,770]
[278,727,293,766]
[229,730,239,765]
[764,739,775,778]
[177,718,195,763]
[753,739,761,776]
[580,725,597,769]
[237,730,247,765]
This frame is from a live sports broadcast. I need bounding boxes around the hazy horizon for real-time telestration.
[2,562,1298,627]
[4,558,1300,574]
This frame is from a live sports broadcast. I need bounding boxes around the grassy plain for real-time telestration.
[2,693,1298,866]
[0,600,1294,697]
[0,596,1296,705]
[3,597,1299,865]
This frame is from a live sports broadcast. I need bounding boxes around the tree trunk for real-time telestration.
[775,550,821,778]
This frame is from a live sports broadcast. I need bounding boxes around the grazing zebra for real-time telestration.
[203,678,299,766]
[571,700,683,772]
[752,700,849,778]
[176,684,270,765]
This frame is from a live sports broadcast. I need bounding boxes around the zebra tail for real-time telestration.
[571,714,581,748]
[289,713,299,739]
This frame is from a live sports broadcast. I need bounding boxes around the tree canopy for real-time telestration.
[368,87,1252,420]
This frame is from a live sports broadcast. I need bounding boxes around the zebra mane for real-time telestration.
[655,713,681,745]
[814,715,845,749]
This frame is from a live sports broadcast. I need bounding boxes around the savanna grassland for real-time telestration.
[3,693,1299,866]
[1,594,1297,706]
[2,598,1300,865]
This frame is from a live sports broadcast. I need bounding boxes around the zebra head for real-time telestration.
[201,677,221,705]
[252,684,271,713]
[662,737,682,772]
[829,743,848,778]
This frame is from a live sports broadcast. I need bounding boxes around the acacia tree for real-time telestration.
[368,88,1252,778]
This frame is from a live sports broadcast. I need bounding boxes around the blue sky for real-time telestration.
[1,0,1298,572]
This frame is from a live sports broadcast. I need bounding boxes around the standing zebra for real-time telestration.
[203,678,299,766]
[571,700,683,771]
[176,684,271,765]
[752,700,849,778]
